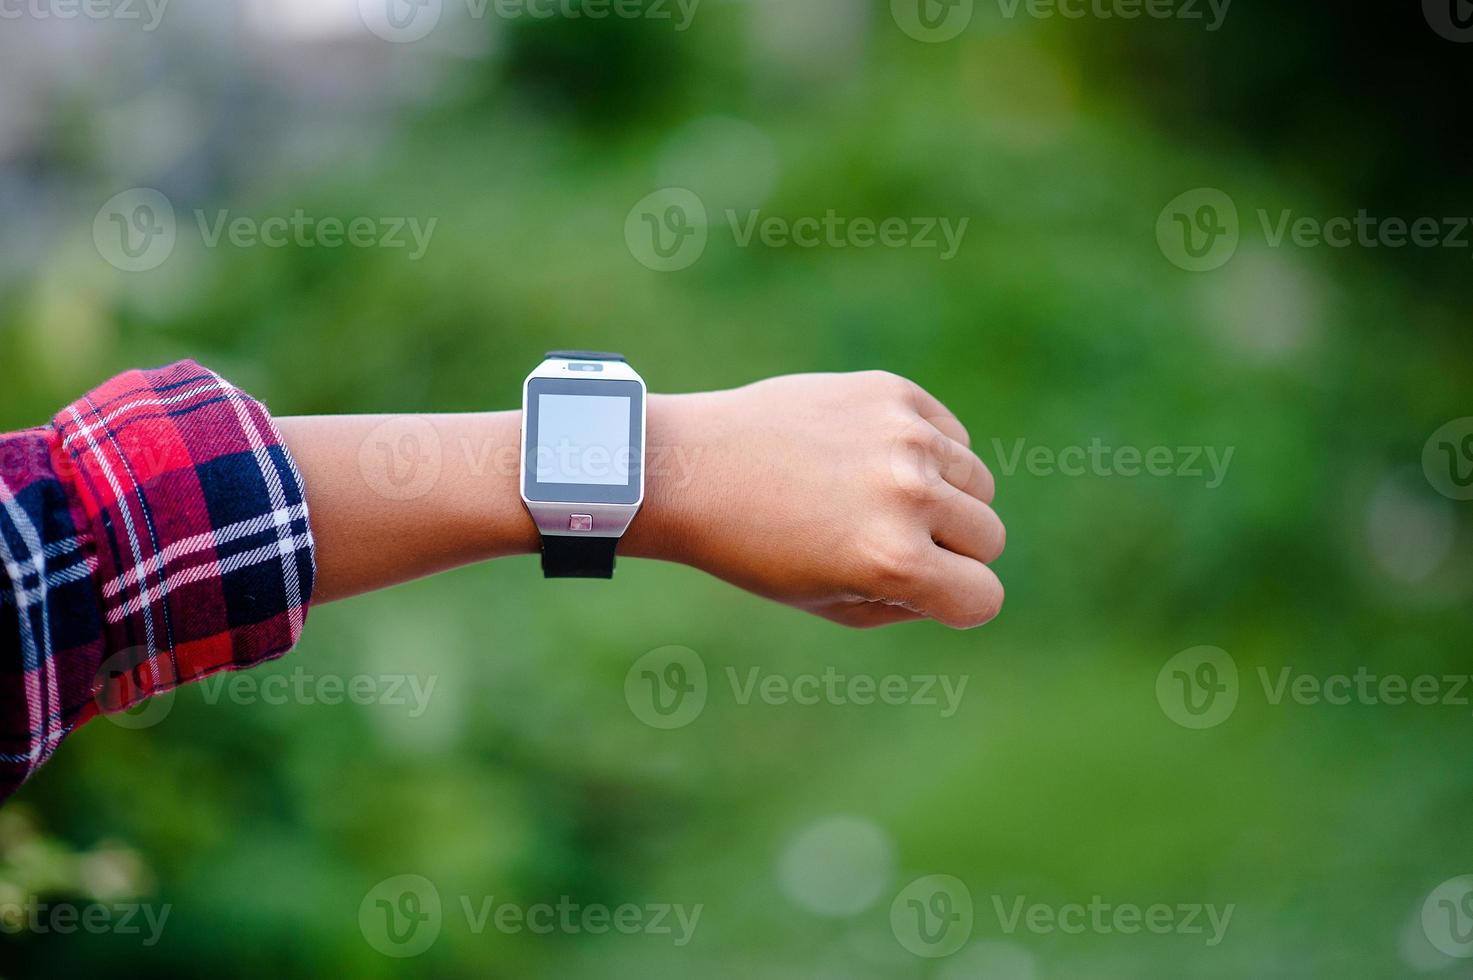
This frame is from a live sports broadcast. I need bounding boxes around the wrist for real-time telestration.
[621,391,706,566]
[476,410,543,558]
[506,391,709,567]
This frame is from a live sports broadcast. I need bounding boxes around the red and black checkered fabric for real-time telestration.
[0,361,316,803]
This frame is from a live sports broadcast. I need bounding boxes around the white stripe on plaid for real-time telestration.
[58,379,233,450]
[66,404,162,687]
[101,503,308,602]
[43,537,83,561]
[3,537,85,576]
[0,725,67,764]
[209,369,312,646]
[0,554,96,610]
[105,531,314,625]
[0,471,67,766]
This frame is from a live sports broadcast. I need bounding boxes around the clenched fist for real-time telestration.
[627,371,1005,629]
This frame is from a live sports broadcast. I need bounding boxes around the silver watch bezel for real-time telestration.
[519,356,646,539]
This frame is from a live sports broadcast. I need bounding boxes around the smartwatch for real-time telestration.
[520,351,646,579]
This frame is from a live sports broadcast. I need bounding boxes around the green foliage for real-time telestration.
[1,3,1469,977]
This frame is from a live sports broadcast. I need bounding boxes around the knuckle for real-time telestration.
[883,424,942,477]
[883,436,930,477]
[897,424,939,456]
[864,533,925,588]
[888,430,950,499]
[884,452,939,507]
[893,472,937,508]
[861,369,915,400]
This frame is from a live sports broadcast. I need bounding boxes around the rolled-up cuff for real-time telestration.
[51,360,316,717]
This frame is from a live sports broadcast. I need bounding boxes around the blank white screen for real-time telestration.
[535,394,631,486]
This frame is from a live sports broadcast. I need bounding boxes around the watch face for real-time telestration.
[522,377,644,505]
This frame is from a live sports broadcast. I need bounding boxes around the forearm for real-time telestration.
[276,394,697,603]
[0,362,1002,804]
[278,371,1005,631]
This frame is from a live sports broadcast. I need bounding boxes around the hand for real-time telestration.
[626,371,1005,629]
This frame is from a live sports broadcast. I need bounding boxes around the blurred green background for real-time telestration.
[1,1,1471,976]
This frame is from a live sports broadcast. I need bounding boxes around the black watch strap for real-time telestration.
[541,535,619,579]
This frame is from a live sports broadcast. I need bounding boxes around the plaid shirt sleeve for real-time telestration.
[0,360,316,803]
